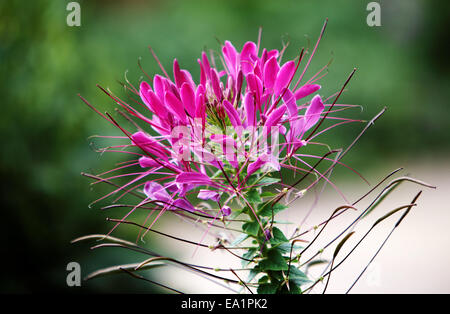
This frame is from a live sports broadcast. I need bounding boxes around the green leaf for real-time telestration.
[231,233,249,246]
[276,242,303,253]
[258,177,281,185]
[242,221,260,236]
[258,203,288,217]
[257,283,278,294]
[246,267,261,284]
[246,189,262,204]
[258,276,269,284]
[258,248,288,271]
[287,266,311,286]
[242,248,258,268]
[279,281,302,294]
[260,191,277,198]
[270,227,289,245]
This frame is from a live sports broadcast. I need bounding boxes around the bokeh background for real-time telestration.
[1,0,449,293]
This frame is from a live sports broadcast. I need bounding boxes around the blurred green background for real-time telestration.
[0,0,448,293]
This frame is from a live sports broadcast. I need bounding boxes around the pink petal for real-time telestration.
[176,172,213,186]
[131,131,169,161]
[223,99,241,129]
[147,89,168,119]
[164,91,187,123]
[153,75,165,101]
[282,89,298,118]
[195,85,206,121]
[304,94,324,131]
[294,84,321,100]
[265,104,287,128]
[139,81,153,110]
[210,68,222,101]
[180,69,195,88]
[263,56,280,91]
[198,189,220,202]
[240,41,257,76]
[223,41,238,79]
[201,52,211,80]
[246,73,263,103]
[247,154,280,177]
[198,59,206,86]
[244,93,256,127]
[273,60,296,99]
[267,49,279,60]
[138,156,160,168]
[180,82,196,117]
[172,198,196,212]
[173,59,183,88]
[144,181,171,202]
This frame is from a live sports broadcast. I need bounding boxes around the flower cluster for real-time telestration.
[82,26,420,294]
[119,38,333,230]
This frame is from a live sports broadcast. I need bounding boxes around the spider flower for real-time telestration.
[79,25,435,296]
[87,34,360,237]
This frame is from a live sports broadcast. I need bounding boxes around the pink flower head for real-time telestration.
[86,31,359,239]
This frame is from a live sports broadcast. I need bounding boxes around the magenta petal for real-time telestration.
[198,189,220,202]
[172,198,196,212]
[244,93,256,127]
[210,68,222,100]
[164,91,187,123]
[139,81,153,110]
[246,73,263,102]
[195,85,206,120]
[201,52,211,80]
[282,89,298,118]
[180,82,196,117]
[304,94,324,131]
[263,56,280,91]
[290,116,306,140]
[138,156,160,168]
[144,181,171,202]
[180,69,195,87]
[223,40,238,79]
[176,172,213,186]
[147,89,168,119]
[247,154,280,177]
[267,49,279,60]
[173,59,183,88]
[131,131,169,161]
[240,41,257,75]
[294,84,321,100]
[198,59,206,86]
[153,75,165,101]
[265,104,287,128]
[273,60,296,98]
[247,156,266,177]
[223,99,241,128]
